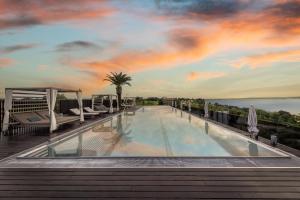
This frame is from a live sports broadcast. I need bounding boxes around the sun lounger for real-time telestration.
[36,110,80,125]
[69,108,99,117]
[12,112,50,127]
[84,107,106,114]
[94,105,110,113]
[12,111,80,127]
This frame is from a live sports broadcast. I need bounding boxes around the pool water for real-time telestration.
[22,106,285,157]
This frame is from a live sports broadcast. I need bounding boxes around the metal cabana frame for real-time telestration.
[2,87,84,133]
[122,97,136,107]
[91,94,119,113]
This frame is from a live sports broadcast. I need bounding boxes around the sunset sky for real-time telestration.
[0,0,300,98]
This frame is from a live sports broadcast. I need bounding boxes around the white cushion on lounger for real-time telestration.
[70,108,81,115]
[84,107,97,113]
[84,107,106,113]
[94,105,109,111]
[70,108,98,116]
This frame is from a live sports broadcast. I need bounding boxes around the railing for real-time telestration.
[178,104,300,150]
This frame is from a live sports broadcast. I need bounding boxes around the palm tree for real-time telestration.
[104,72,132,108]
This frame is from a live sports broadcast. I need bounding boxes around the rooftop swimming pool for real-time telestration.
[20,106,286,158]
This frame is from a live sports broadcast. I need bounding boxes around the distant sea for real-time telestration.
[207,98,300,115]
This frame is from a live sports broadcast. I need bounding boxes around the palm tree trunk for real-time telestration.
[116,85,122,108]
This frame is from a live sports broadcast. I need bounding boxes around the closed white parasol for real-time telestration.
[247,105,259,135]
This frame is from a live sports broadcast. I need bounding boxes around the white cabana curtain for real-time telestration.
[188,100,191,112]
[180,101,183,110]
[204,101,209,118]
[2,90,13,131]
[46,89,58,132]
[116,96,119,111]
[76,91,84,122]
[109,95,113,113]
[247,105,259,133]
[91,96,95,110]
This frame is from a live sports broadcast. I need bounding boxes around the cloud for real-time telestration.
[77,28,214,70]
[0,16,42,30]
[155,0,255,20]
[187,71,226,81]
[231,49,300,69]
[0,0,114,30]
[267,0,300,18]
[58,28,217,93]
[0,43,37,54]
[56,41,101,52]
[0,58,13,68]
[57,0,300,94]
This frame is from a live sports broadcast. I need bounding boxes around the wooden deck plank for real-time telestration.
[0,167,300,174]
[0,168,299,199]
[1,180,299,187]
[0,191,299,199]
[0,185,299,192]
[0,175,299,181]
[1,171,299,176]
[2,199,296,200]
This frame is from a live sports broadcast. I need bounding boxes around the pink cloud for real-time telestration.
[0,0,115,30]
[187,71,226,81]
[232,49,300,69]
[0,58,13,68]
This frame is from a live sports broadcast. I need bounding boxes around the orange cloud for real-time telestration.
[59,0,300,93]
[0,58,13,68]
[60,28,219,92]
[187,71,226,81]
[232,49,300,69]
[0,0,114,30]
[77,28,215,72]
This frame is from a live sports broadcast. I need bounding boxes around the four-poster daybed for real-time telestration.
[2,87,84,133]
[91,94,119,113]
[122,97,136,108]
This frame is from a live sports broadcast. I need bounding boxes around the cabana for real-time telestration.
[2,87,84,133]
[122,97,136,108]
[91,94,119,113]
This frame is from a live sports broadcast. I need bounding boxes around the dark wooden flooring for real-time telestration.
[0,168,299,199]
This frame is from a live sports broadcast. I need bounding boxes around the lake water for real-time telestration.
[207,98,300,115]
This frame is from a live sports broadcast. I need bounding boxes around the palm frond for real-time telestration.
[104,72,132,86]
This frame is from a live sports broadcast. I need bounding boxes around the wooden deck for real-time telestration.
[0,168,299,199]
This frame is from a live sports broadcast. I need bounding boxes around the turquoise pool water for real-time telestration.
[22,106,285,157]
